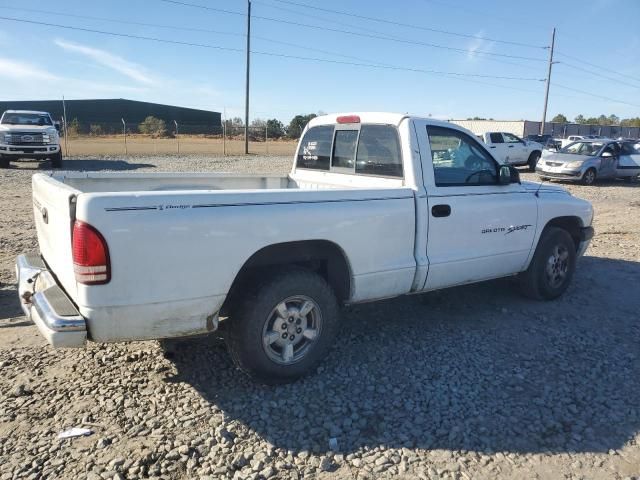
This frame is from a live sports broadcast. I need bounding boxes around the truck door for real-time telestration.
[416,123,538,291]
[502,132,527,164]
[486,132,507,163]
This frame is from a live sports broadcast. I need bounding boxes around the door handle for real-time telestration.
[489,146,496,148]
[508,145,514,148]
[431,204,451,217]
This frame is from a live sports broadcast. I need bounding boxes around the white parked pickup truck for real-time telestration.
[480,132,543,171]
[17,113,594,383]
[0,110,62,168]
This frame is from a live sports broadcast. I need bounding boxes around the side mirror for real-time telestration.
[499,165,511,185]
[601,151,613,158]
[54,122,60,132]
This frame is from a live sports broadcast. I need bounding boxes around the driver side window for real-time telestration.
[427,126,498,187]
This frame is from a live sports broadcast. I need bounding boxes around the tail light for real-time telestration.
[336,115,360,124]
[72,221,111,285]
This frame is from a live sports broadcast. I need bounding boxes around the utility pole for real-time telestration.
[244,0,251,155]
[174,120,179,154]
[540,27,556,135]
[122,118,127,155]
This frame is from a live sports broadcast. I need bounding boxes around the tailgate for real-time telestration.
[32,174,79,299]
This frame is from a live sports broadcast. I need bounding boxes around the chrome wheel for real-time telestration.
[545,244,569,288]
[262,295,322,365]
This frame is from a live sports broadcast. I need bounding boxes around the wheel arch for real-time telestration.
[221,240,353,315]
[543,216,583,251]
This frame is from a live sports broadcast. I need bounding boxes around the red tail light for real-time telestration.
[336,115,360,124]
[72,221,110,285]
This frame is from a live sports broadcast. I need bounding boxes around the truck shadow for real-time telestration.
[0,286,24,321]
[9,158,155,171]
[166,255,640,455]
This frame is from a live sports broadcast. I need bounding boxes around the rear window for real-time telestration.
[356,125,402,177]
[296,125,333,171]
[489,133,503,143]
[296,123,403,178]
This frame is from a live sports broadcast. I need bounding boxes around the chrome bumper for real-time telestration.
[15,253,86,348]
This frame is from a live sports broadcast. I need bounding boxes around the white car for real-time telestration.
[0,110,62,168]
[480,132,543,171]
[16,112,594,383]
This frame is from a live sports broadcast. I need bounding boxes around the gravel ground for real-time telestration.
[1,155,639,480]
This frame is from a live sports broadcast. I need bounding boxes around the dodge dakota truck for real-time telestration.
[480,132,543,171]
[16,113,594,383]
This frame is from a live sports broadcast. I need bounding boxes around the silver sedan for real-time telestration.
[536,140,640,185]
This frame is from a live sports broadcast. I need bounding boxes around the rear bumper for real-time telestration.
[15,253,86,348]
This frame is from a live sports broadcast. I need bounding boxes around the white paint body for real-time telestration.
[28,113,593,345]
[481,132,543,166]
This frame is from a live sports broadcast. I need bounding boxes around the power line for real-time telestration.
[157,0,548,62]
[0,16,544,81]
[557,61,640,90]
[555,51,640,83]
[1,6,395,66]
[262,0,547,49]
[552,83,640,108]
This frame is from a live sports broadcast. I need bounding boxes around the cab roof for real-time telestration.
[2,110,51,115]
[308,112,452,128]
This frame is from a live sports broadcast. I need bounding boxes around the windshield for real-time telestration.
[1,113,52,126]
[561,142,604,156]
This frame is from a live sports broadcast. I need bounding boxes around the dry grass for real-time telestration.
[63,135,298,157]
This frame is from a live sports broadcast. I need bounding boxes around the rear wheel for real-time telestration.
[0,155,9,168]
[225,267,339,384]
[518,226,576,300]
[527,151,541,172]
[581,168,597,186]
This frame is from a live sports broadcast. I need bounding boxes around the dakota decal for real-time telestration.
[482,224,532,235]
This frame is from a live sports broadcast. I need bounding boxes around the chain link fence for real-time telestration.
[58,119,298,157]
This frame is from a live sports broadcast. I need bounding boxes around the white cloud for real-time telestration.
[0,58,60,81]
[466,31,494,60]
[55,39,155,85]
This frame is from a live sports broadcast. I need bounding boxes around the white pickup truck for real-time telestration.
[0,110,62,168]
[16,113,594,383]
[480,132,543,171]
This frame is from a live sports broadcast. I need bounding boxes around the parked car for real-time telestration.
[17,112,594,383]
[525,134,561,150]
[537,140,640,185]
[0,110,62,168]
[480,132,543,171]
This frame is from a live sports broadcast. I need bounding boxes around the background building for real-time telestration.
[451,119,640,139]
[0,99,221,134]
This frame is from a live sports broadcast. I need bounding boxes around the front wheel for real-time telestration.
[527,151,541,172]
[581,168,597,186]
[0,155,9,168]
[50,151,63,168]
[225,268,339,384]
[518,226,576,300]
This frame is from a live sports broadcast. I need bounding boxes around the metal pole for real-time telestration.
[223,107,227,156]
[174,120,179,154]
[122,118,127,155]
[61,96,69,157]
[540,27,556,135]
[244,0,251,155]
[265,124,268,154]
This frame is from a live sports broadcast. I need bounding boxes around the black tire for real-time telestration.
[581,168,597,186]
[226,267,339,384]
[0,155,9,168]
[518,226,577,301]
[527,151,541,172]
[50,151,62,168]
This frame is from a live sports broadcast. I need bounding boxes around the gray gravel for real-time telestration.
[1,155,639,479]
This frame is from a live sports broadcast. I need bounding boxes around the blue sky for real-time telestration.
[0,0,638,123]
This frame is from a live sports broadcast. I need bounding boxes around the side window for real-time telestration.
[355,125,402,178]
[427,126,498,187]
[296,125,333,171]
[503,133,522,143]
[489,133,503,143]
[332,130,358,169]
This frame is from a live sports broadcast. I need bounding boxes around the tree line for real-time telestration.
[224,113,318,139]
[551,114,640,127]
